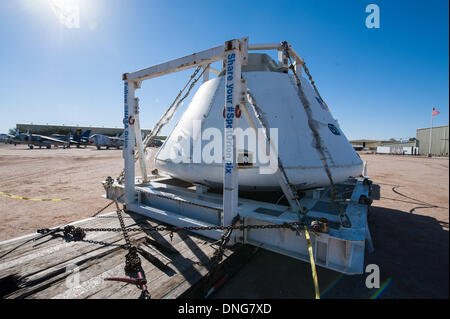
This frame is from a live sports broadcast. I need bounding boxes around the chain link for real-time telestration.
[116,65,209,184]
[35,205,314,300]
[281,41,338,210]
[81,220,307,234]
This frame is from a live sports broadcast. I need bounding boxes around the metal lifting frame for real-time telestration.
[121,37,306,226]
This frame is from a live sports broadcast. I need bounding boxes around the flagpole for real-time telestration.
[428,106,433,157]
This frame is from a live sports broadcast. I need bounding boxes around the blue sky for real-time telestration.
[0,0,448,140]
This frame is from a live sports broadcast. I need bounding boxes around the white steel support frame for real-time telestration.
[123,80,137,205]
[112,39,373,274]
[223,39,243,226]
[121,37,306,223]
[133,97,148,183]
[122,38,248,219]
[202,65,210,83]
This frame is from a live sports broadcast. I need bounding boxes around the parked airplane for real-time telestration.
[0,134,14,144]
[151,138,164,147]
[89,133,124,150]
[10,130,70,149]
[71,128,91,147]
[41,129,92,148]
[88,132,162,150]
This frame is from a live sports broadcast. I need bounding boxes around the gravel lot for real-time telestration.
[0,143,156,241]
[215,153,449,298]
[0,144,448,298]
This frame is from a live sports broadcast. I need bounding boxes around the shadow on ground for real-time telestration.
[213,205,449,299]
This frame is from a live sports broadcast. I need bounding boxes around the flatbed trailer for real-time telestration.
[0,210,245,299]
[113,37,373,279]
[0,38,374,299]
[105,176,373,276]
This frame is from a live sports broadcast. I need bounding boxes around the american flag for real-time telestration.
[432,107,440,117]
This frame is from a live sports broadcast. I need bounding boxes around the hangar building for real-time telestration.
[416,125,449,156]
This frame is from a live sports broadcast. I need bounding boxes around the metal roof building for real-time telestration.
[349,139,387,150]
[416,125,449,156]
[16,123,152,137]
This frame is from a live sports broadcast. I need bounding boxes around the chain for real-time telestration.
[112,199,149,298]
[302,63,330,111]
[35,207,313,300]
[62,225,86,241]
[281,42,327,109]
[140,65,207,153]
[114,200,131,249]
[210,215,240,266]
[35,212,311,239]
[281,41,338,210]
[116,64,210,184]
[111,199,145,276]
[81,220,307,234]
[36,225,87,241]
[91,195,120,217]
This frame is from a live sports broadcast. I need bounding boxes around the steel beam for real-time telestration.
[133,97,148,183]
[123,81,136,206]
[248,43,282,50]
[222,39,244,227]
[124,45,226,82]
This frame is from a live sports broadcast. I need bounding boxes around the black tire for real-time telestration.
[29,145,33,149]
[97,146,101,150]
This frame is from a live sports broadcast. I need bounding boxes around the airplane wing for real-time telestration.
[69,138,81,144]
[36,135,69,144]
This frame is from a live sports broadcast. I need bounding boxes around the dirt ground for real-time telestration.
[214,152,449,299]
[0,144,448,298]
[0,143,146,241]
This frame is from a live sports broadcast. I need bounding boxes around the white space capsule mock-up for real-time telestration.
[155,53,362,191]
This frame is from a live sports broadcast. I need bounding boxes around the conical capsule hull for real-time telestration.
[155,70,362,190]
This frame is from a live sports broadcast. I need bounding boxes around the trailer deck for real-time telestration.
[0,210,238,299]
[104,176,372,275]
